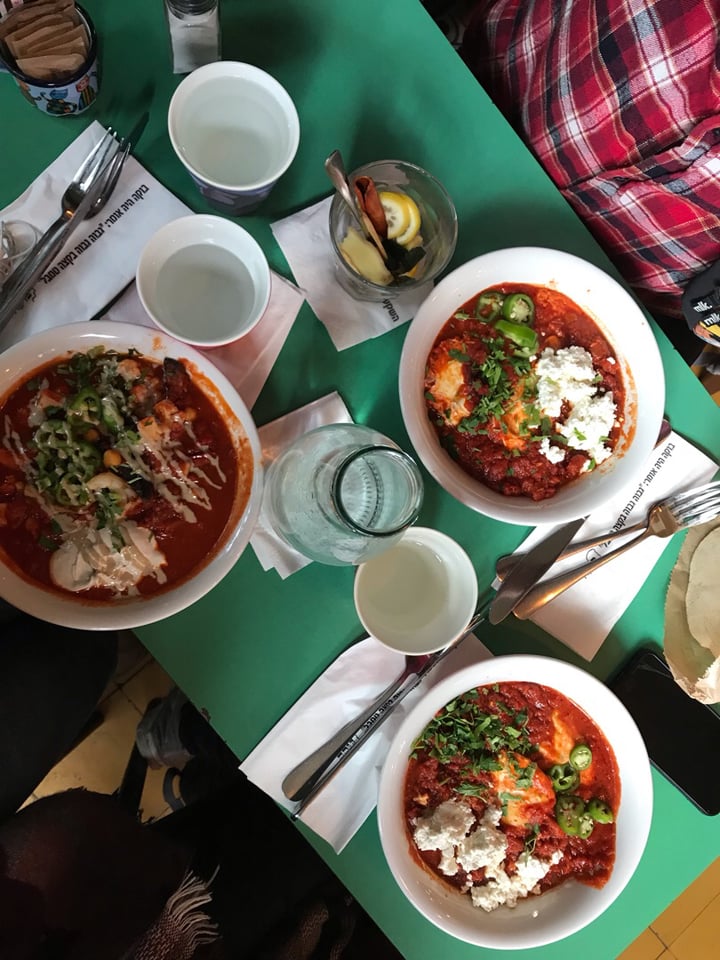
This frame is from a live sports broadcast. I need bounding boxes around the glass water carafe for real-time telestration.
[263,423,424,566]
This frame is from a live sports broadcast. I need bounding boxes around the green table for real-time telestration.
[2,0,719,956]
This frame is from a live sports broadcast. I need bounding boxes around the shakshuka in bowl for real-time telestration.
[377,655,653,949]
[0,321,262,629]
[399,247,665,524]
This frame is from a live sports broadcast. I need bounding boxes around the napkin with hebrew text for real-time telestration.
[499,431,718,660]
[0,122,190,352]
[250,392,353,578]
[241,634,493,853]
[271,196,432,351]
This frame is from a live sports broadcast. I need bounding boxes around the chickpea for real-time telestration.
[84,427,100,442]
[103,449,123,468]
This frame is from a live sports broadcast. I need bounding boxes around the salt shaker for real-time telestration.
[165,0,220,74]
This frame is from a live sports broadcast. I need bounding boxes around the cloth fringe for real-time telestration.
[127,869,220,960]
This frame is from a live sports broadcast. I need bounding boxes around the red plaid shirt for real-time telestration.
[462,0,720,320]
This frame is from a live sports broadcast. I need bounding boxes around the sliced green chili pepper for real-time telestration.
[587,798,614,823]
[555,795,586,836]
[476,290,505,321]
[569,744,593,771]
[549,762,580,793]
[494,319,539,354]
[502,292,535,324]
[576,813,595,839]
[69,387,102,425]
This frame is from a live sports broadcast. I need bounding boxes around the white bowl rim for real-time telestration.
[0,320,263,630]
[135,214,272,348]
[377,654,653,949]
[399,246,666,525]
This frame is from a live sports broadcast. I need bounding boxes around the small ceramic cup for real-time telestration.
[168,60,300,215]
[136,214,272,348]
[353,526,478,655]
[0,4,99,116]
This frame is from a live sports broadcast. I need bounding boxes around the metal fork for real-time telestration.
[0,127,122,334]
[511,479,720,619]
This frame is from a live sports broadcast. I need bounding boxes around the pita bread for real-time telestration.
[685,527,720,657]
[664,517,720,704]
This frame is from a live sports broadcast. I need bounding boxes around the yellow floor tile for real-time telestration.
[670,893,720,960]
[122,659,175,714]
[617,928,667,960]
[33,687,141,798]
[652,858,720,945]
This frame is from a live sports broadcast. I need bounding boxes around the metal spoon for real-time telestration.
[324,149,388,260]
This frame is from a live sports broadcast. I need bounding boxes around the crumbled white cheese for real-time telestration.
[533,345,616,465]
[470,850,563,912]
[456,805,506,873]
[556,391,616,464]
[539,436,566,464]
[535,346,598,418]
[413,800,475,877]
[413,799,564,913]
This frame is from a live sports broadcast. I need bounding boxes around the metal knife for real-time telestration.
[487,516,586,624]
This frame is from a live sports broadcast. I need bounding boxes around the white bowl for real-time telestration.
[353,527,478,654]
[136,215,271,347]
[377,655,653,949]
[399,247,665,525]
[0,321,263,630]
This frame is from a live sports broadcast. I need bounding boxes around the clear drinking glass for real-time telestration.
[328,159,458,302]
[263,423,424,565]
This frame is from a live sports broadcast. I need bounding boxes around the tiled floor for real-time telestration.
[25,630,177,821]
[23,633,719,958]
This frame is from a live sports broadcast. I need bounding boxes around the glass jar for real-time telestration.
[263,423,424,566]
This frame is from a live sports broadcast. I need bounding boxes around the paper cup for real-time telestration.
[168,61,300,215]
[136,214,271,347]
[354,527,479,655]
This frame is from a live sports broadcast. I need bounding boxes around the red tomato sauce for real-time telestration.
[0,352,247,601]
[405,682,620,901]
[424,284,625,501]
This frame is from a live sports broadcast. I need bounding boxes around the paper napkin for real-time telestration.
[271,196,432,351]
[241,633,493,853]
[0,122,190,352]
[105,274,304,412]
[250,392,353,577]
[502,431,718,660]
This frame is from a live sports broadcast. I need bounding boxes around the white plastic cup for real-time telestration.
[136,214,271,347]
[168,61,300,215]
[353,527,478,655]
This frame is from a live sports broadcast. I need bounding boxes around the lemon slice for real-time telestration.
[379,191,411,240]
[394,194,421,245]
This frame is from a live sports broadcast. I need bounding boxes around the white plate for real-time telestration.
[399,247,665,525]
[377,655,653,949]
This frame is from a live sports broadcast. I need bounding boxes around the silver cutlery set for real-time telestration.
[286,478,720,817]
[0,126,130,335]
